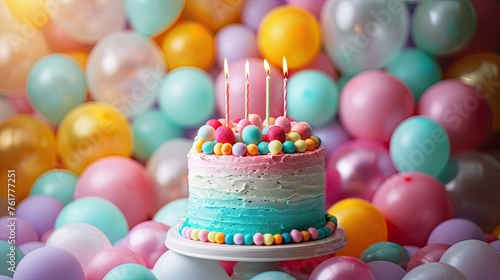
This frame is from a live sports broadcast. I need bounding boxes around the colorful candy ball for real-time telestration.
[242,125,263,145]
[267,126,286,143]
[215,126,236,144]
[197,125,216,141]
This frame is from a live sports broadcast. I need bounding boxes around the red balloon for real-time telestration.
[309,256,375,280]
[406,243,451,272]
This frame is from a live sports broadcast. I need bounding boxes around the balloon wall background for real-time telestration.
[0,0,499,279]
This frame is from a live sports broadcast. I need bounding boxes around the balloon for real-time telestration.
[56,102,133,174]
[258,6,321,69]
[466,0,500,53]
[0,241,24,278]
[183,0,244,31]
[5,0,49,28]
[42,20,89,52]
[372,172,454,247]
[152,250,231,280]
[0,21,49,95]
[63,49,89,70]
[47,0,125,43]
[7,95,33,114]
[280,253,336,279]
[147,139,191,212]
[215,24,259,68]
[293,52,339,80]
[402,262,467,280]
[325,139,397,206]
[390,116,451,177]
[122,221,169,268]
[86,31,166,117]
[309,256,375,280]
[490,240,500,254]
[85,246,146,280]
[13,246,84,280]
[386,48,442,101]
[328,198,388,257]
[30,169,77,205]
[0,116,57,202]
[412,0,476,56]
[124,0,184,37]
[160,21,215,70]
[340,70,415,143]
[153,198,189,227]
[440,240,500,280]
[0,0,16,23]
[286,0,325,18]
[403,246,421,257]
[493,225,500,239]
[321,0,409,73]
[428,218,485,245]
[16,195,63,238]
[312,119,351,159]
[445,152,500,232]
[241,0,284,31]
[366,261,407,280]
[104,263,158,280]
[0,97,16,123]
[250,271,295,280]
[27,54,86,124]
[0,217,38,245]
[18,241,43,255]
[406,244,451,272]
[157,67,215,127]
[360,242,411,269]
[45,223,111,269]
[55,197,129,243]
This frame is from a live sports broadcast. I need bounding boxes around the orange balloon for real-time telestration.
[328,198,388,257]
[6,0,49,28]
[64,49,89,70]
[0,115,57,203]
[183,0,243,31]
[160,21,215,70]
[492,224,500,239]
[446,53,500,132]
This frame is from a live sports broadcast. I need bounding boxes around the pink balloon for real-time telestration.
[85,246,146,280]
[215,57,284,120]
[406,243,451,272]
[313,119,351,159]
[372,172,454,247]
[8,96,33,114]
[280,253,336,280]
[286,0,326,18]
[75,156,156,227]
[292,52,339,80]
[215,24,260,68]
[340,70,415,143]
[42,20,89,52]
[122,221,169,268]
[309,256,375,280]
[325,138,397,206]
[418,79,492,153]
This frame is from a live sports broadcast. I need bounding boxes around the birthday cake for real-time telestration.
[178,115,337,245]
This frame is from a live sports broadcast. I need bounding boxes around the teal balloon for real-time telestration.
[158,67,215,128]
[360,241,412,269]
[104,263,157,280]
[250,271,295,280]
[0,240,24,278]
[288,70,339,127]
[412,0,476,56]
[30,169,78,205]
[132,109,183,162]
[27,54,86,124]
[386,49,442,101]
[124,0,185,37]
[338,72,357,90]
[153,198,188,227]
[55,197,129,243]
[390,116,450,177]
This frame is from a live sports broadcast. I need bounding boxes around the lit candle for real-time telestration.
[283,56,288,118]
[245,60,250,120]
[224,57,230,127]
[264,59,270,124]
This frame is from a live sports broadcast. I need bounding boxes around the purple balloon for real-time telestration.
[215,24,260,67]
[490,240,500,254]
[403,262,467,280]
[241,0,285,30]
[309,256,375,280]
[0,217,38,245]
[13,247,84,280]
[428,218,486,245]
[313,119,351,158]
[286,0,325,18]
[16,195,64,238]
[367,261,407,280]
[403,246,421,257]
[0,276,13,280]
[18,241,44,255]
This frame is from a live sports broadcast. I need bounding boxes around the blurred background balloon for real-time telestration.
[403,262,467,280]
[0,241,23,278]
[309,256,375,280]
[321,0,409,73]
[56,102,133,174]
[406,244,450,272]
[412,0,476,56]
[86,31,166,117]
[0,216,38,245]
[183,0,243,31]
[215,24,259,68]
[5,0,49,28]
[0,0,16,23]
[241,0,284,31]
[17,195,64,238]
[445,152,500,232]
[312,119,351,159]
[466,0,500,53]
[287,0,325,18]
[153,198,188,227]
[366,260,407,280]
[30,169,77,205]
[47,0,125,43]
[280,253,336,279]
[63,49,89,70]
[85,246,146,280]
[0,97,16,122]
[292,52,339,80]
[427,218,485,245]
[42,20,90,53]
[124,0,184,37]
[250,271,295,280]
[122,221,169,268]
[104,263,158,280]
[7,95,33,114]
[360,241,411,269]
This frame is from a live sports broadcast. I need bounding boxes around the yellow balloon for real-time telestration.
[64,49,89,70]
[160,21,215,70]
[0,0,16,23]
[328,198,388,257]
[57,102,133,174]
[258,7,321,69]
[183,0,243,31]
[6,0,48,28]
[0,116,57,203]
[446,53,500,132]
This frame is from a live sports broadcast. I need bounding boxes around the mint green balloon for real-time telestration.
[124,0,185,37]
[27,54,86,124]
[360,241,411,269]
[386,48,442,101]
[30,170,78,205]
[0,240,24,278]
[132,109,183,162]
[104,263,157,280]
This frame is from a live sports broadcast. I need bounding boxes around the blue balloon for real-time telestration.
[30,169,78,205]
[55,197,129,243]
[0,241,24,278]
[250,271,295,280]
[386,48,442,101]
[287,70,339,127]
[132,109,183,162]
[104,263,157,280]
[27,54,86,124]
[153,198,188,227]
[390,116,450,177]
[124,0,185,37]
[158,67,215,128]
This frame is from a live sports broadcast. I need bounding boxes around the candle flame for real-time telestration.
[245,60,250,80]
[224,57,229,80]
[264,59,270,76]
[283,56,288,77]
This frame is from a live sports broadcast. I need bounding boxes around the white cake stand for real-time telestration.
[166,227,347,280]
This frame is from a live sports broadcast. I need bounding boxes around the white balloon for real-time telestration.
[403,262,466,280]
[152,251,231,280]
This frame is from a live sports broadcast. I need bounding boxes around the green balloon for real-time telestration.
[0,240,24,278]
[360,241,411,269]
